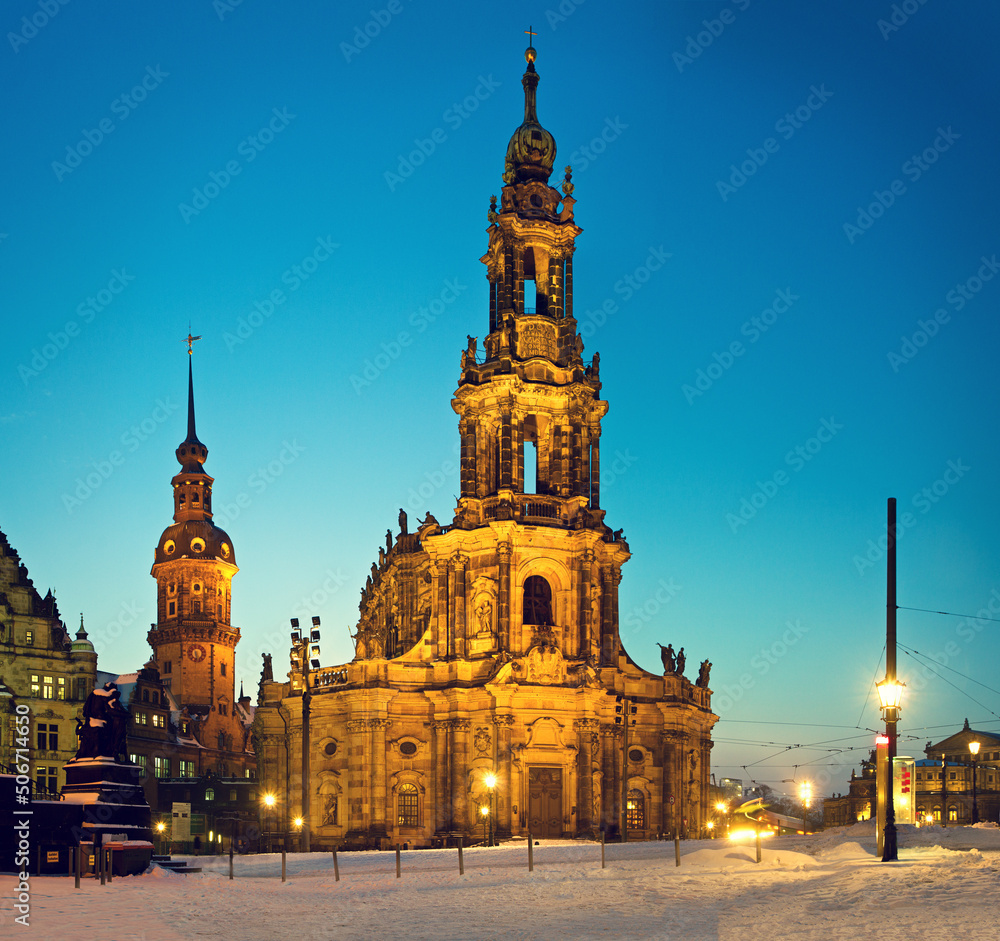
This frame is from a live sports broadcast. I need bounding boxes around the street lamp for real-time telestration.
[799,781,813,831]
[480,804,490,845]
[262,792,276,853]
[484,772,497,846]
[291,616,320,854]
[155,820,166,855]
[715,801,729,837]
[876,677,904,862]
[706,820,715,838]
[969,741,981,824]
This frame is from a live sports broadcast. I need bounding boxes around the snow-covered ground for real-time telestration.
[5,822,1000,941]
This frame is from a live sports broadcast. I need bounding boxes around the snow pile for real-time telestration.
[4,824,1000,940]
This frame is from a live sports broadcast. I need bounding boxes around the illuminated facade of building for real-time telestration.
[254,46,717,848]
[0,532,98,794]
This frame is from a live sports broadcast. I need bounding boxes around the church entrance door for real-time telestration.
[527,767,563,837]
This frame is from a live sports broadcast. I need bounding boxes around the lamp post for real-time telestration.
[290,616,321,854]
[799,781,813,832]
[484,772,497,846]
[262,792,276,853]
[715,801,729,837]
[155,820,166,855]
[941,752,947,827]
[480,804,489,845]
[877,678,904,861]
[969,741,981,824]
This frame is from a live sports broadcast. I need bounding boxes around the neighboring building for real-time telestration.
[0,529,98,794]
[915,720,1000,824]
[254,44,717,849]
[822,751,876,828]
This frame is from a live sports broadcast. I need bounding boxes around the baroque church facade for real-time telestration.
[254,45,717,848]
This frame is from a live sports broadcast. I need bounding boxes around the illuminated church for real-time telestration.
[254,45,717,848]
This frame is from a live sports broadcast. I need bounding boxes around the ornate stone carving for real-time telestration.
[474,726,491,755]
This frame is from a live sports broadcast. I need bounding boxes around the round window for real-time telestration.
[191,537,206,553]
[324,742,338,757]
[163,540,175,555]
[530,193,543,208]
[629,749,644,762]
[221,543,231,559]
[400,741,417,757]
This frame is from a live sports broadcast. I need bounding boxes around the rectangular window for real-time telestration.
[152,713,166,729]
[42,676,54,699]
[230,790,238,802]
[950,772,956,780]
[36,766,58,793]
[397,784,419,827]
[74,677,89,701]
[168,601,176,616]
[130,754,148,773]
[154,756,170,778]
[57,677,67,700]
[164,661,172,674]
[220,661,227,676]
[180,760,195,778]
[25,629,34,646]
[30,675,40,696]
[136,712,148,726]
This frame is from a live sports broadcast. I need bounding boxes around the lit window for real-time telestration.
[948,806,958,821]
[627,789,645,829]
[180,760,195,778]
[152,714,166,729]
[25,629,34,646]
[136,712,148,726]
[30,675,40,696]
[154,756,171,777]
[57,677,66,700]
[205,788,215,801]
[131,754,148,773]
[42,676,54,699]
[230,790,237,801]
[397,783,418,827]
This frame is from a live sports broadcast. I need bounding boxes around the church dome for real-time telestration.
[504,46,556,184]
[155,518,236,566]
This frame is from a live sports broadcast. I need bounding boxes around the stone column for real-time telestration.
[601,724,620,838]
[427,564,441,660]
[600,566,614,666]
[610,568,622,663]
[433,720,451,835]
[548,254,563,320]
[565,254,573,320]
[370,718,390,841]
[345,718,369,842]
[570,415,583,497]
[489,279,498,333]
[514,247,524,315]
[494,714,515,838]
[503,240,515,312]
[498,541,512,653]
[451,719,471,838]
[575,719,599,835]
[454,553,468,659]
[460,419,476,497]
[500,407,513,489]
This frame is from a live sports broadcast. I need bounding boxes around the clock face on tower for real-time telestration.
[188,644,206,663]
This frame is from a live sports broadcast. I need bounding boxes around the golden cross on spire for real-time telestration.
[184,333,202,355]
[525,26,537,44]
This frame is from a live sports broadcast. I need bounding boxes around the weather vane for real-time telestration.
[184,332,202,355]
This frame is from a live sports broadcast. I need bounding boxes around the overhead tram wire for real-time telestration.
[856,645,886,729]
[898,647,1000,721]
[897,641,1000,700]
[898,604,1000,624]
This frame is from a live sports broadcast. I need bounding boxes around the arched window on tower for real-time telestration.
[627,789,645,830]
[523,576,553,626]
[397,783,419,827]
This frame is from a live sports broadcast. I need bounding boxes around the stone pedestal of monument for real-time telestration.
[59,757,153,845]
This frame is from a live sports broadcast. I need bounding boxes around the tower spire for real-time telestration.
[176,335,207,472]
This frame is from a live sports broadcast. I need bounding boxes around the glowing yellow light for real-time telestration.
[156,822,166,833]
[480,805,489,817]
[729,828,775,842]
[293,816,304,828]
[715,802,727,813]
[969,741,981,757]
[706,821,715,830]
[262,793,276,808]
[484,772,498,789]
[876,679,904,710]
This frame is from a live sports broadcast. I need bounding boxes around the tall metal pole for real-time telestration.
[941,753,947,827]
[301,647,311,854]
[621,710,628,842]
[971,754,979,824]
[882,497,898,862]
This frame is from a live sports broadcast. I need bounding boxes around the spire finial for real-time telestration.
[185,332,201,355]
[176,334,208,468]
[524,26,537,66]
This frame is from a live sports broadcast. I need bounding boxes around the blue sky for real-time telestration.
[3,0,1000,801]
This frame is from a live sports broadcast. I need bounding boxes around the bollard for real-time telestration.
[528,833,534,872]
[601,831,606,870]
[458,844,464,875]
[675,835,681,867]
[36,844,42,877]
[396,844,401,879]
[98,840,105,887]
[75,845,81,889]
[333,849,340,881]
[281,843,287,883]
[755,826,762,864]
[229,821,235,880]
[106,847,113,883]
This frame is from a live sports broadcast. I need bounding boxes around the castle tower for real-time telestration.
[147,343,240,718]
